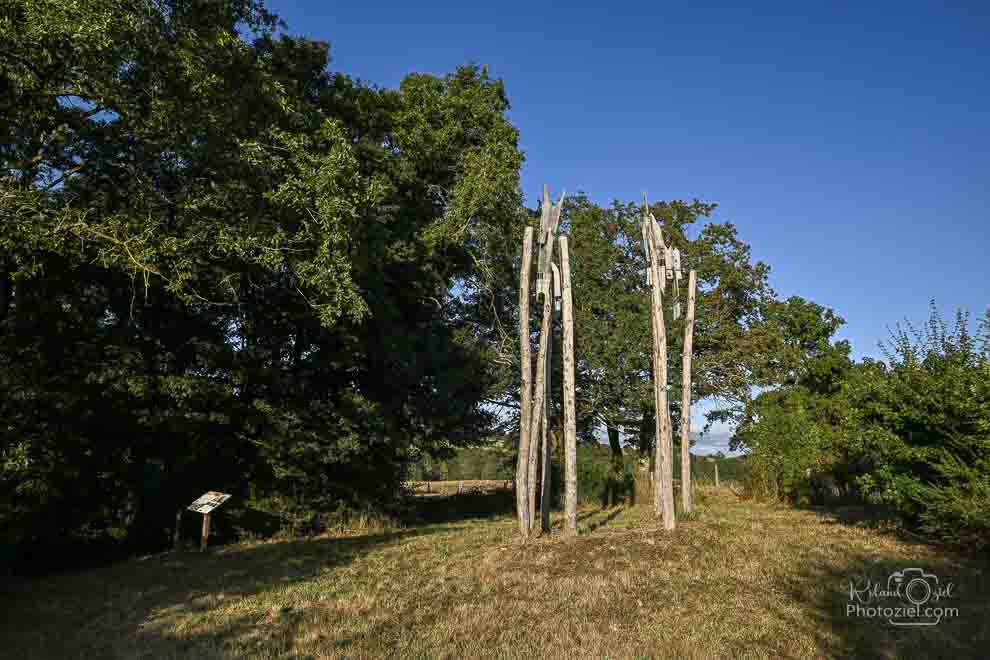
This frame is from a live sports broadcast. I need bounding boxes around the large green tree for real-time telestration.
[0,0,523,557]
[561,195,775,458]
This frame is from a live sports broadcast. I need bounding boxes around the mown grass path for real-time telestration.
[2,493,987,659]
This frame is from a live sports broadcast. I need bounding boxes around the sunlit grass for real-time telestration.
[3,491,987,659]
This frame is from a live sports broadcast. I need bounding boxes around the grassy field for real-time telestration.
[2,491,987,659]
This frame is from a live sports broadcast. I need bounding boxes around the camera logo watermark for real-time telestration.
[845,567,958,626]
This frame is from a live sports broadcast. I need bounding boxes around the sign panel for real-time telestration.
[187,491,231,514]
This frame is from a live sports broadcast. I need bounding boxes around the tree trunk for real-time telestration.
[637,407,654,455]
[606,423,623,463]
[606,423,624,508]
[515,227,534,536]
[559,237,577,536]
[680,270,697,513]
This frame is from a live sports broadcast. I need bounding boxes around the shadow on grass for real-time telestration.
[0,524,458,659]
[795,503,956,555]
[778,549,990,659]
[582,507,626,534]
[406,490,516,525]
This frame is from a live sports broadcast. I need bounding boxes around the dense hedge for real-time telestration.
[736,307,990,551]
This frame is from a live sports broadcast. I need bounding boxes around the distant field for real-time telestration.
[407,479,513,496]
[2,491,987,659]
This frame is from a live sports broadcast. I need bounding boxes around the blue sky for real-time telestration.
[267,1,989,451]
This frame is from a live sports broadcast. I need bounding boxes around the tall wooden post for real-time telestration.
[517,186,567,538]
[680,270,697,513]
[527,187,559,532]
[539,285,554,533]
[559,237,578,536]
[200,512,211,552]
[516,227,535,535]
[643,213,675,531]
[715,461,720,488]
[541,263,563,532]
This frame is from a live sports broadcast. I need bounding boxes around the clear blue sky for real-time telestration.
[267,2,988,450]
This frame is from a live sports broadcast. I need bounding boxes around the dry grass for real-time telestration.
[2,491,987,659]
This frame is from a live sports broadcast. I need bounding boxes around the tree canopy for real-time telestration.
[1,0,524,558]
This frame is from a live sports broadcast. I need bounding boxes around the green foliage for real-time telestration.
[0,0,524,571]
[575,443,636,507]
[688,453,747,483]
[563,195,775,451]
[839,307,990,548]
[407,441,516,481]
[736,388,841,502]
[736,303,990,550]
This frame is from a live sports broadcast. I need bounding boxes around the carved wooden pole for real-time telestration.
[539,268,554,533]
[516,227,535,535]
[680,269,697,513]
[540,263,561,532]
[643,210,675,530]
[656,228,676,530]
[516,186,566,538]
[559,237,578,536]
[527,187,563,533]
[528,189,552,529]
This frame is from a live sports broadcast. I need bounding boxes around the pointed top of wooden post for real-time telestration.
[551,195,564,235]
